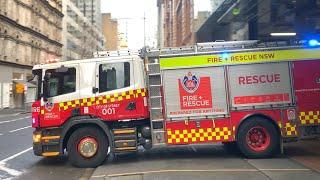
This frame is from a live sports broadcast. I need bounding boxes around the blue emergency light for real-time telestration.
[222,52,229,60]
[308,39,320,47]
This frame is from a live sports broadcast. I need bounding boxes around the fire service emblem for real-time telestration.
[181,72,200,93]
[45,101,54,112]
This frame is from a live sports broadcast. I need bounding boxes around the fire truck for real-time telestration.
[31,40,320,167]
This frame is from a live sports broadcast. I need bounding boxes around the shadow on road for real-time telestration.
[111,144,246,165]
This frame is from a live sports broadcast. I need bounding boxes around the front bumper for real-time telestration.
[33,128,62,157]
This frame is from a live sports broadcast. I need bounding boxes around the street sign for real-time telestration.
[16,83,25,94]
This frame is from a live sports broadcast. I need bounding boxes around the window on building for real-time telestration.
[99,62,130,93]
[44,67,76,97]
[12,72,23,80]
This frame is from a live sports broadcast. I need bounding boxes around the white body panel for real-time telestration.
[228,62,293,108]
[162,66,228,119]
[33,55,146,107]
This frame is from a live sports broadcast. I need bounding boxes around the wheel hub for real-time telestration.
[246,126,270,152]
[77,137,98,158]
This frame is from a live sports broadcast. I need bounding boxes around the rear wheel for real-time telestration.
[67,127,108,167]
[237,117,279,158]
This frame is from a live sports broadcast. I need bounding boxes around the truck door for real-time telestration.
[293,60,320,126]
[41,64,80,127]
[95,59,140,120]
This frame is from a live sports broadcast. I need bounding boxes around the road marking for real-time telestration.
[93,168,312,178]
[9,126,31,133]
[0,133,3,136]
[0,117,30,124]
[101,169,259,178]
[259,168,311,171]
[0,147,32,177]
[0,147,33,164]
[0,165,22,176]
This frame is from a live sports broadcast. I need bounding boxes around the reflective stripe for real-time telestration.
[299,111,320,125]
[278,122,298,136]
[41,136,60,140]
[113,129,135,134]
[58,88,147,111]
[160,48,320,69]
[167,127,232,144]
[42,152,59,156]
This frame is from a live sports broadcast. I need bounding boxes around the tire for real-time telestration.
[237,117,279,158]
[67,126,109,168]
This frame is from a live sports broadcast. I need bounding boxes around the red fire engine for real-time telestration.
[31,40,320,167]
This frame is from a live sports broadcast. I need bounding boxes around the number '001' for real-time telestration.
[102,108,116,115]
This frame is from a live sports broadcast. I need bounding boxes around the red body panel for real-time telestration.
[166,118,233,145]
[230,109,297,137]
[36,89,149,128]
[293,60,320,126]
[31,100,41,128]
[165,108,298,145]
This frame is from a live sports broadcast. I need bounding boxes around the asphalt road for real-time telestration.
[0,112,319,180]
[0,112,93,180]
[91,144,320,180]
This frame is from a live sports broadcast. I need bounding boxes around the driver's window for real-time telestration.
[99,62,130,93]
[45,68,76,97]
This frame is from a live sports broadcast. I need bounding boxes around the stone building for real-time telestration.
[158,0,194,47]
[0,0,63,108]
[102,13,119,51]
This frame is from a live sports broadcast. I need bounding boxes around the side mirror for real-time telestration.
[27,75,35,82]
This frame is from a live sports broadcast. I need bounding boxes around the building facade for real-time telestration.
[193,11,211,32]
[158,0,194,47]
[71,0,102,30]
[197,0,320,43]
[0,0,63,108]
[210,0,225,12]
[62,0,105,60]
[102,13,119,51]
[157,0,165,48]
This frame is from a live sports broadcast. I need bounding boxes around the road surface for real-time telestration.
[0,112,93,180]
[0,112,319,180]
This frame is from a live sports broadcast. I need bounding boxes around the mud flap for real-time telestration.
[280,137,284,154]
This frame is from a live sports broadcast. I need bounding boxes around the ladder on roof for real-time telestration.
[93,50,140,58]
[145,56,166,148]
[144,40,304,57]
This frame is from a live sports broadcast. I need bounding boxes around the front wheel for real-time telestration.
[237,117,279,158]
[67,126,109,167]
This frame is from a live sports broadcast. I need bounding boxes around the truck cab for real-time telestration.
[32,53,148,127]
[31,52,150,167]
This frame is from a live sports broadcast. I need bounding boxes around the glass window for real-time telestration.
[31,69,42,100]
[99,62,130,93]
[45,68,76,97]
